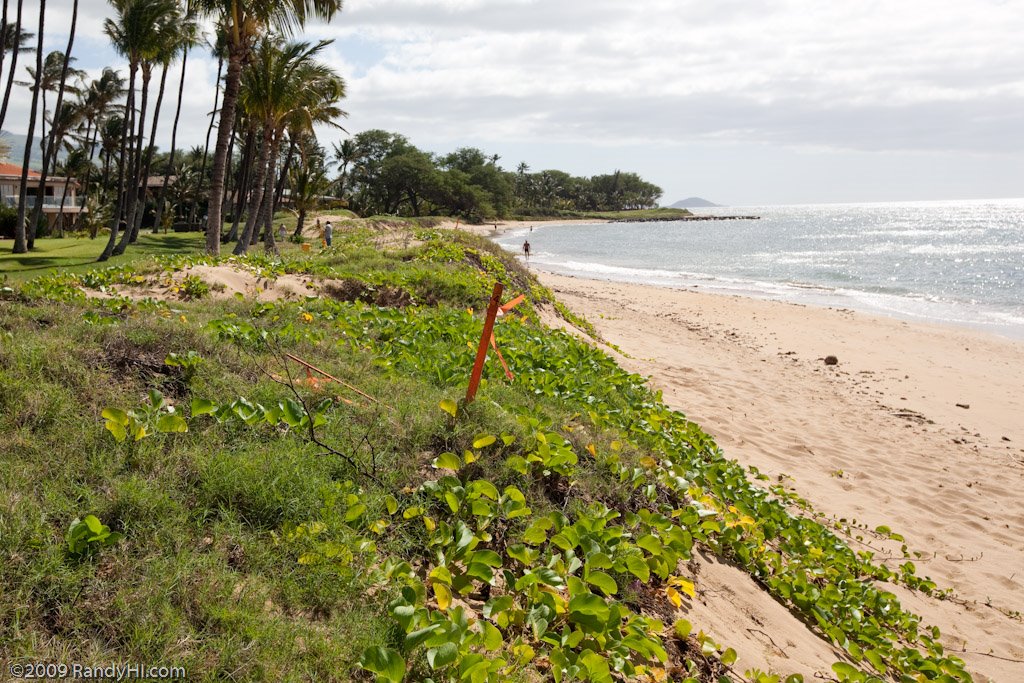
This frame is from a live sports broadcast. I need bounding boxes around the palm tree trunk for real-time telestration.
[206,47,243,255]
[220,118,237,220]
[223,125,252,244]
[56,162,71,237]
[189,54,221,225]
[294,207,306,239]
[249,132,278,249]
[233,124,271,255]
[98,63,135,262]
[0,1,9,78]
[26,81,47,245]
[117,65,151,254]
[127,60,169,244]
[262,155,279,254]
[12,0,42,254]
[29,0,77,247]
[273,135,297,210]
[72,122,96,233]
[153,49,187,234]
[0,0,22,130]
[257,130,284,250]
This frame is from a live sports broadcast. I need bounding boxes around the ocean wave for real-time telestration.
[489,200,1024,338]
[908,243,1023,256]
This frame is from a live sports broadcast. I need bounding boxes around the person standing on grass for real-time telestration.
[324,220,333,247]
[277,224,286,242]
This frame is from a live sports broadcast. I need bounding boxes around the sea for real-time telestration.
[494,199,1024,339]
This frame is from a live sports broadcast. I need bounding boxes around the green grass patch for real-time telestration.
[0,220,967,683]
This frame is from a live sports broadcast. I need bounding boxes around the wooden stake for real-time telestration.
[465,282,504,404]
[284,353,385,407]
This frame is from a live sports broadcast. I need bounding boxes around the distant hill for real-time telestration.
[669,197,721,208]
[0,130,45,170]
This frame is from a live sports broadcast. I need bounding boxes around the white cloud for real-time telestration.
[5,0,1024,202]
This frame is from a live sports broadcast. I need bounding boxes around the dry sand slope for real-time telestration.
[540,273,1024,682]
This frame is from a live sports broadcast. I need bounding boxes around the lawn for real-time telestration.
[0,210,390,284]
[0,233,207,283]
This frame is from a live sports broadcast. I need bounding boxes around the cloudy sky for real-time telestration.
[4,0,1023,205]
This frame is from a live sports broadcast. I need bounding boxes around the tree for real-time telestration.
[379,149,436,216]
[193,0,344,256]
[344,129,411,216]
[72,68,124,233]
[114,0,181,254]
[12,0,43,254]
[0,0,32,131]
[439,147,512,218]
[289,136,329,238]
[153,9,202,234]
[331,137,358,200]
[99,0,178,262]
[232,38,344,255]
[115,2,196,251]
[28,0,82,246]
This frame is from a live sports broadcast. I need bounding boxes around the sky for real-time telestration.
[3,0,1023,206]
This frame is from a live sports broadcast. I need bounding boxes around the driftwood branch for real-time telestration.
[252,339,385,487]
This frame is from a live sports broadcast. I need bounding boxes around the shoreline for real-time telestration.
[522,262,1024,342]
[480,218,1024,342]
[536,270,1024,680]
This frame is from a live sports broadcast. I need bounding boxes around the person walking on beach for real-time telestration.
[324,220,334,247]
[523,239,531,263]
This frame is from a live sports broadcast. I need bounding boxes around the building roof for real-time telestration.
[142,175,177,188]
[0,163,41,178]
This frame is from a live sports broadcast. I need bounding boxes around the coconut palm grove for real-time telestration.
[0,0,663,258]
[0,3,993,683]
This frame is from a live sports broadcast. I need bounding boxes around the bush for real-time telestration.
[171,222,203,233]
[0,204,18,239]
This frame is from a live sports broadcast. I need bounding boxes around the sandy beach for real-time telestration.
[536,271,1024,681]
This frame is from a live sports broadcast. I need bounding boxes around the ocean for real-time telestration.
[494,199,1024,339]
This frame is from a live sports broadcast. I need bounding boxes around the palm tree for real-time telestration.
[116,0,180,253]
[12,0,43,254]
[331,137,359,200]
[233,38,344,254]
[222,119,254,243]
[263,72,345,246]
[116,2,195,252]
[54,139,90,236]
[99,0,178,261]
[290,136,329,238]
[190,34,223,225]
[193,0,344,256]
[28,0,83,246]
[153,8,202,234]
[0,1,7,67]
[0,0,33,131]
[72,68,124,232]
[97,115,123,212]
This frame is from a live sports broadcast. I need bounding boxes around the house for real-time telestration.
[0,162,86,230]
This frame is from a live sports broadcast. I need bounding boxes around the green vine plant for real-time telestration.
[66,515,123,559]
[77,236,978,683]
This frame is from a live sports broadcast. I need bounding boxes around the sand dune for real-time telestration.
[540,272,1024,682]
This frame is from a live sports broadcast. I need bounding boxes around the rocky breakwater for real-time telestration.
[610,214,760,223]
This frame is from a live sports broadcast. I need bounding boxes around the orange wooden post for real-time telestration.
[465,282,504,404]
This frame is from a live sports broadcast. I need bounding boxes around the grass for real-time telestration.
[0,220,970,683]
[0,233,207,282]
[0,231,587,679]
[0,220,328,283]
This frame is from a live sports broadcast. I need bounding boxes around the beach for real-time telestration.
[538,271,1024,681]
